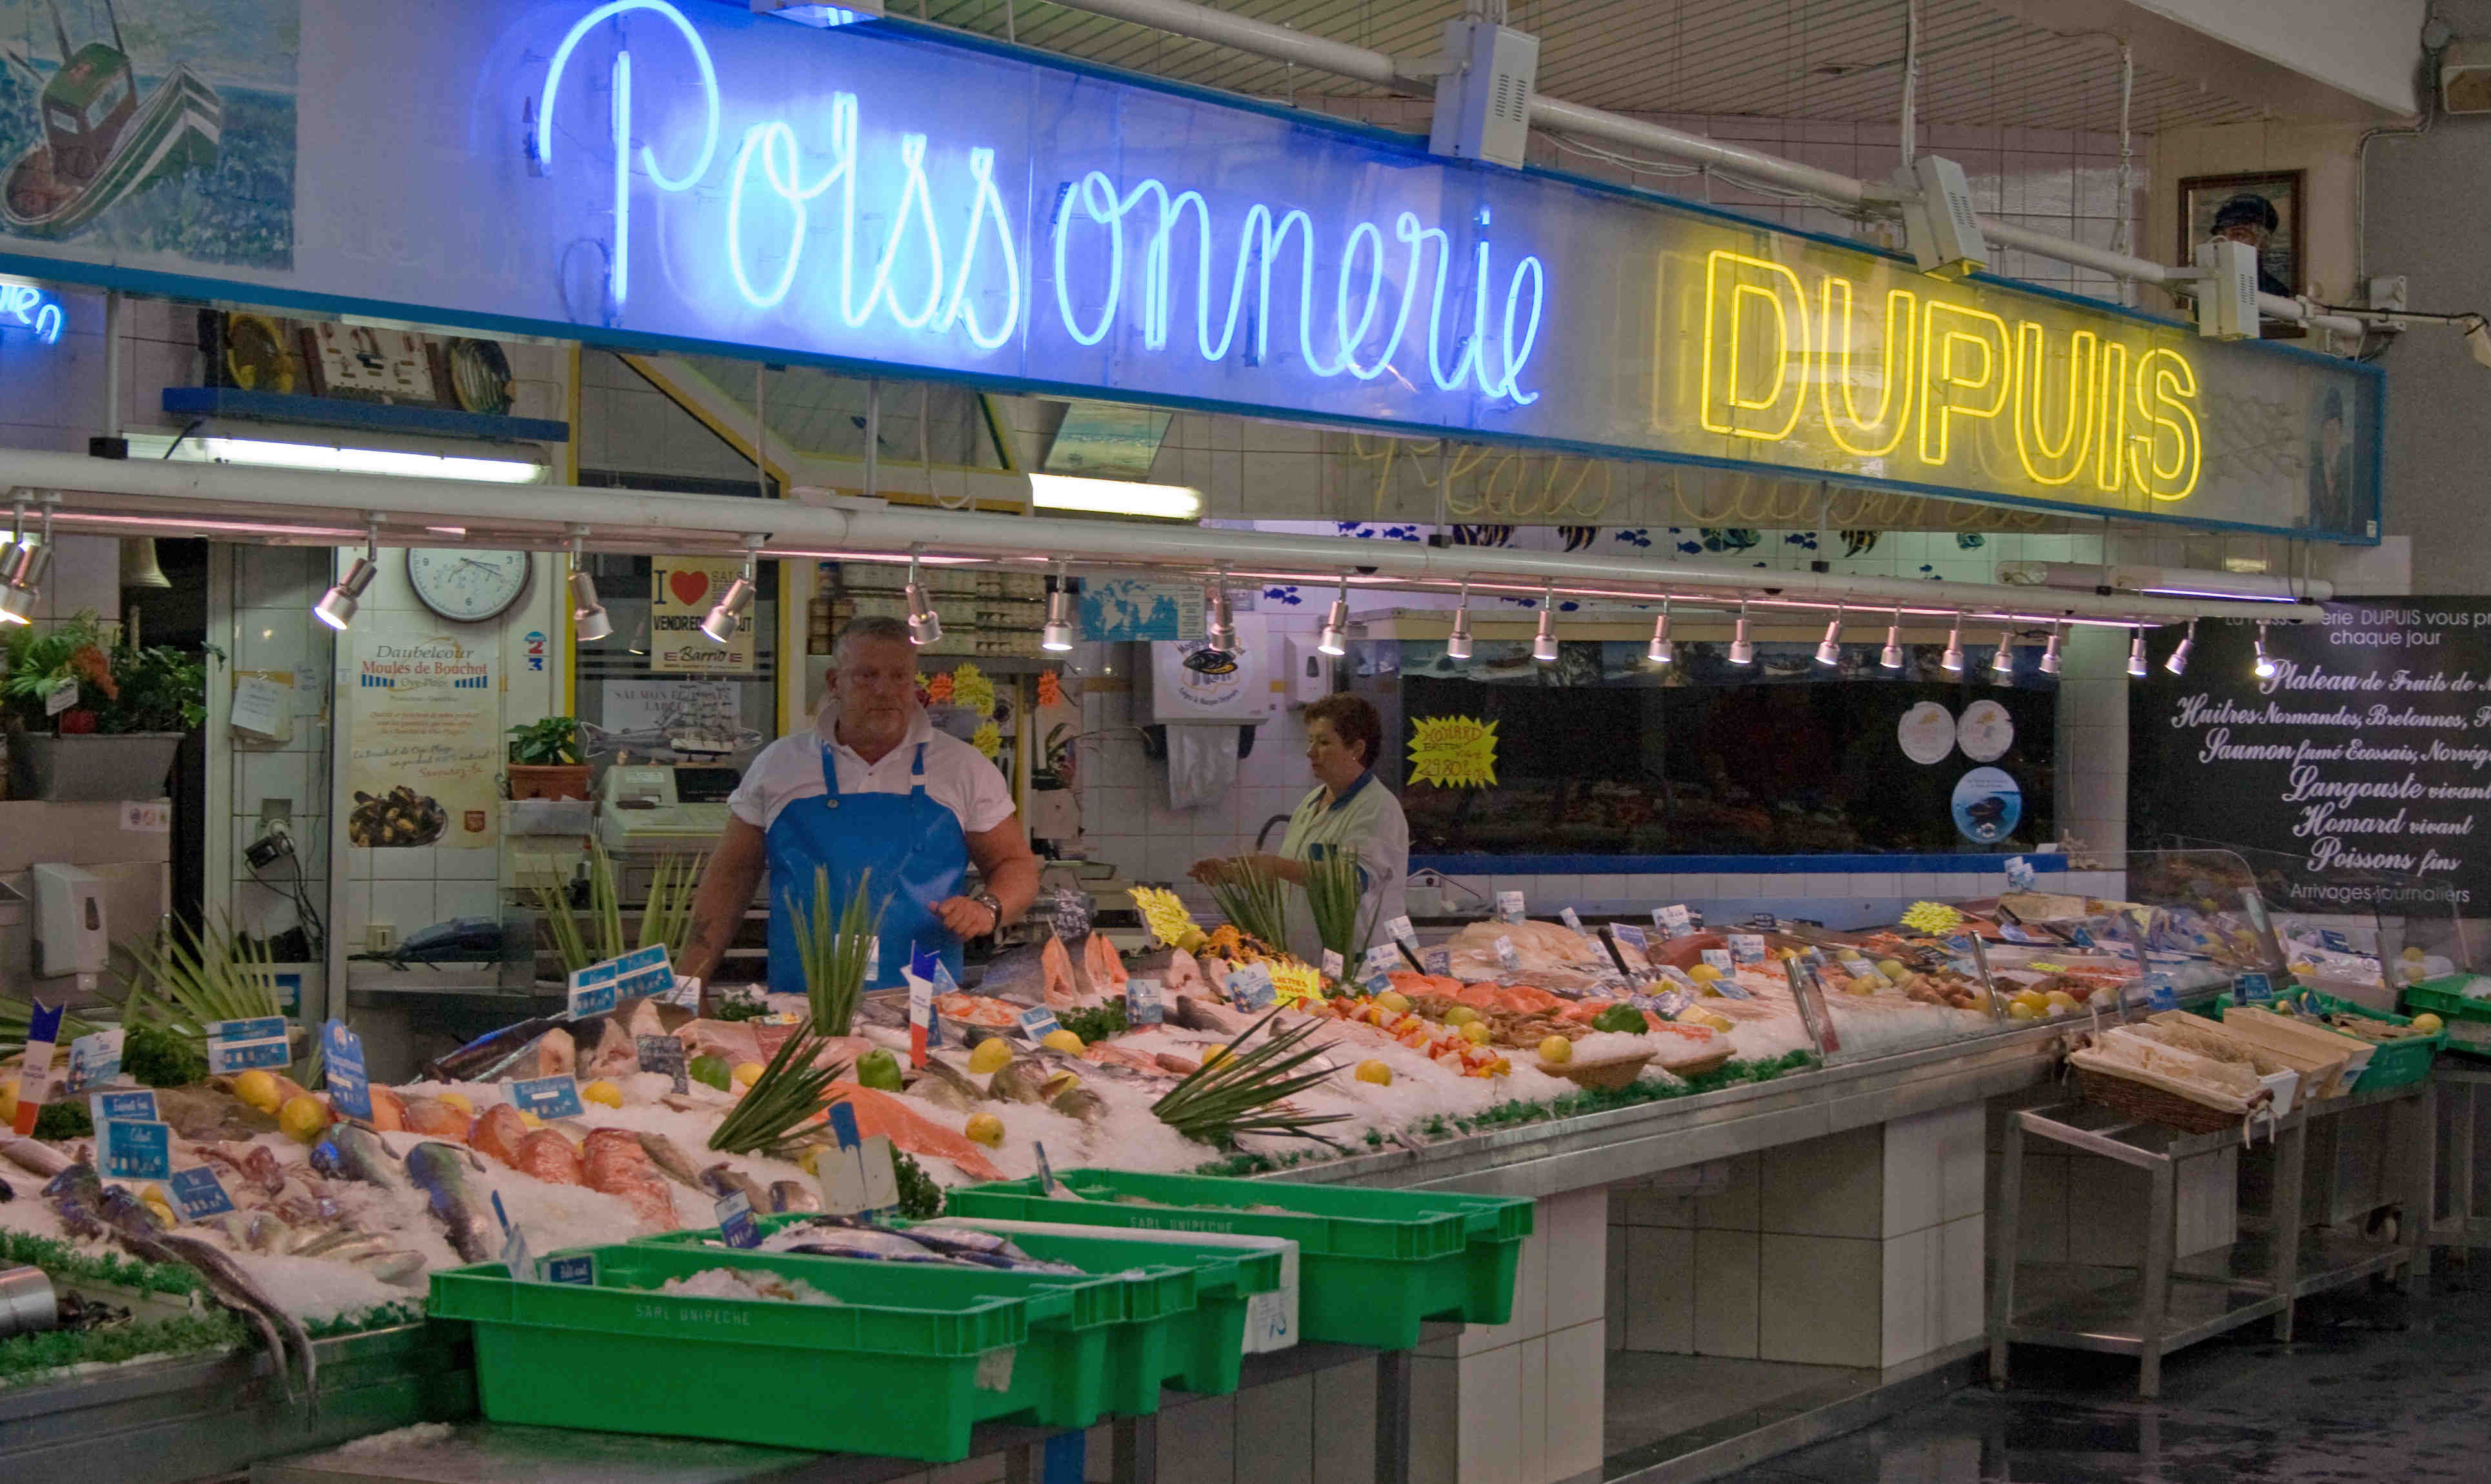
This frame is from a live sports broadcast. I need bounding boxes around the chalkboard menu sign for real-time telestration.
[2130,601,2491,912]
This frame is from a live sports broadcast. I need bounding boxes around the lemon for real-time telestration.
[2007,1000,2040,1022]
[1687,963,1720,981]
[137,1185,176,1228]
[278,1094,332,1143]
[232,1069,283,1114]
[2043,990,2081,1016]
[1460,1021,1492,1045]
[436,1092,474,1117]
[969,1038,1015,1075]
[1376,991,1410,1013]
[1200,1045,1230,1068]
[1681,1008,1735,1032]
[797,1145,826,1176]
[1176,927,1209,955]
[1355,1059,1393,1085]
[0,1080,14,1127]
[732,1061,765,1088]
[2403,946,2426,962]
[1878,959,1908,979]
[1443,1005,1480,1027]
[1042,1028,1085,1055]
[518,1109,543,1127]
[1538,1036,1573,1064]
[580,1079,623,1108]
[965,1112,1005,1147]
[2412,1012,2445,1033]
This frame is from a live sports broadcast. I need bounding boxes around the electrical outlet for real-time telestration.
[258,797,292,831]
[367,922,396,953]
[2367,275,2409,314]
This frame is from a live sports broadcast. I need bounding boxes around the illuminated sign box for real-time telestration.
[0,1,2376,541]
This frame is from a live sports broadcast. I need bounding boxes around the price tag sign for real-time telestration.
[1228,961,1277,1012]
[1653,905,1693,939]
[44,677,76,716]
[1613,923,1649,953]
[509,1076,586,1119]
[2237,972,2274,1005]
[565,961,621,1021]
[1386,916,1418,952]
[60,1028,124,1095]
[1016,1005,1062,1043]
[1700,948,1733,975]
[1320,950,1344,979]
[2144,975,2179,1012]
[903,949,942,1067]
[1728,934,1767,965]
[323,1019,372,1122]
[1422,947,1453,978]
[1033,1139,1060,1197]
[2317,930,2350,954]
[2005,856,2037,892]
[637,1036,690,1094]
[119,800,172,833]
[1496,890,1527,924]
[715,1190,761,1248]
[101,1119,172,1181]
[1649,989,1693,1019]
[90,1089,159,1125]
[1558,907,1584,933]
[203,1016,292,1075]
[665,975,705,1011]
[2069,927,2096,948]
[1126,976,1164,1027]
[166,1167,236,1223]
[544,1254,597,1285]
[816,1111,900,1217]
[1493,936,1522,972]
[1360,944,1402,980]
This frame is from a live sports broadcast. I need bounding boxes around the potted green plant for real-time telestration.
[507,716,589,799]
[1,612,212,801]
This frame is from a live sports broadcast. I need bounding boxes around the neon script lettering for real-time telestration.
[532,2,1541,402]
[1696,249,2201,501]
[0,283,62,344]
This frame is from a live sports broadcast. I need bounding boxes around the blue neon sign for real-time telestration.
[529,0,1544,408]
[0,283,61,345]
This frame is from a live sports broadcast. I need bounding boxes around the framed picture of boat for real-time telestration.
[0,0,295,267]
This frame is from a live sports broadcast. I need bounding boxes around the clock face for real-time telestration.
[405,548,532,623]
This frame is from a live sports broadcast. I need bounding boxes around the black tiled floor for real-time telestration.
[1703,1263,2491,1483]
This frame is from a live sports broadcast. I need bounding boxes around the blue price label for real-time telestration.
[829,1100,862,1150]
[89,1088,158,1125]
[611,945,675,999]
[203,1016,290,1076]
[166,1167,236,1222]
[1653,905,1693,938]
[2143,975,2179,1012]
[61,1029,123,1094]
[1361,970,1395,998]
[323,1019,372,1122]
[2070,927,2096,948]
[508,1076,585,1119]
[1016,1005,1062,1043]
[565,961,621,1021]
[101,1119,172,1181]
[716,1191,760,1248]
[1126,976,1164,1026]
[1360,943,1402,979]
[1613,923,1648,952]
[544,1254,596,1285]
[1422,947,1452,977]
[2237,972,2274,1003]
[1228,961,1277,1011]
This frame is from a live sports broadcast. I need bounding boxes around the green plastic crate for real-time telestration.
[2213,989,2445,1090]
[429,1243,1111,1460]
[636,1216,1261,1405]
[946,1170,1533,1350]
[2402,974,2491,1060]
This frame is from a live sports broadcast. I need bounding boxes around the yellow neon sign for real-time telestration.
[1700,250,1808,441]
[1691,251,2204,506]
[1818,279,1915,457]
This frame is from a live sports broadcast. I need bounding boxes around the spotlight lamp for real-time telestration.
[2128,628,2150,677]
[1531,581,1558,663]
[1041,565,1076,653]
[314,516,383,632]
[1879,605,1904,670]
[1940,612,1965,672]
[1317,573,1350,657]
[2253,621,2276,679]
[2166,619,2196,676]
[1647,598,1674,665]
[567,526,610,643]
[1446,577,1474,661]
[705,539,763,645]
[0,492,48,626]
[2039,621,2063,676]
[1815,604,1844,667]
[1728,599,1755,665]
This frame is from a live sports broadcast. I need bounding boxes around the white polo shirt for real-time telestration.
[727,705,1018,837]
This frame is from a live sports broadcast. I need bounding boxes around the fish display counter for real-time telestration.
[0,855,2288,1479]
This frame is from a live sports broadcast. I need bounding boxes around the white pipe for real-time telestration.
[1033,0,2369,337]
[1999,560,2334,603]
[0,446,2300,625]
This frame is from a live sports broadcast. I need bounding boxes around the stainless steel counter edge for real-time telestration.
[1271,1025,2072,1199]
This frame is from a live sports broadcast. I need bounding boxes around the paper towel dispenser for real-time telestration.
[31,863,108,978]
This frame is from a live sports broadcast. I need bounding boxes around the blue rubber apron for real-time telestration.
[765,740,969,994]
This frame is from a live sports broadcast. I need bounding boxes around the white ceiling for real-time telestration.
[928,0,2266,134]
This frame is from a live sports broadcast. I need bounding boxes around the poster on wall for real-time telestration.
[345,630,499,850]
[651,557,756,674]
[0,0,297,268]
[2130,602,2491,911]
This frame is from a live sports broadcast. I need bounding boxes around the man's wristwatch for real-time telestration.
[971,891,1005,936]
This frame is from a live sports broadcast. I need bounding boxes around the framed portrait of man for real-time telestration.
[2179,170,2306,337]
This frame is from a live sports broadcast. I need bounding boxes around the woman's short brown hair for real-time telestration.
[1304,693,1384,770]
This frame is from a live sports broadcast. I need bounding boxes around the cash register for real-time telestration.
[599,762,742,852]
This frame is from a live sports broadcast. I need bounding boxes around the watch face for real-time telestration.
[406,548,532,623]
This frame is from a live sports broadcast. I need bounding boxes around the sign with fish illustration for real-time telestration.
[0,0,2369,539]
[0,0,294,266]
[166,1165,235,1221]
[322,1018,370,1121]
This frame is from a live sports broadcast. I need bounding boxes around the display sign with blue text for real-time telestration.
[0,1,2378,537]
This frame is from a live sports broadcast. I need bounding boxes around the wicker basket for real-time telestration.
[2073,1066,2263,1134]
[1540,1050,1655,1090]
[1655,1046,1737,1080]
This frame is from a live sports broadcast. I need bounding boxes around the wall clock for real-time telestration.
[406,548,532,624]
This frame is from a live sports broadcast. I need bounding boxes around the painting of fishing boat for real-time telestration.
[3,1,216,235]
[0,0,289,266]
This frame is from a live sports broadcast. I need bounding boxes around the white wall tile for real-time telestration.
[1543,1186,1608,1330]
[1233,1374,1313,1484]
[438,881,499,922]
[1760,1125,1884,1239]
[1939,1215,1985,1349]
[1543,1322,1606,1483]
[1757,1234,1882,1368]
[1621,1227,1692,1353]
[1454,1343,1520,1484]
[1516,1337,1547,1484]
[1407,1356,1459,1484]
[1879,1225,1935,1369]
[1691,1228,1759,1358]
[373,845,438,881]
[1310,1357,1377,1484]
[1155,1394,1234,1484]
[367,879,437,938]
[436,845,500,881]
[236,750,311,819]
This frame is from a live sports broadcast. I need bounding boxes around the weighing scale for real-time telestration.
[598,763,742,853]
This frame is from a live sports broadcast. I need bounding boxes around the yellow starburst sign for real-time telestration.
[1407,715,1499,788]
